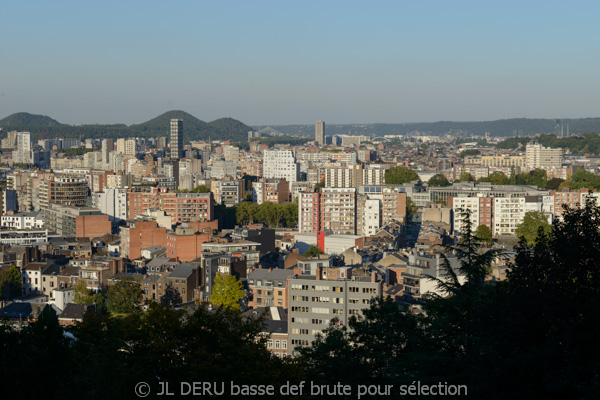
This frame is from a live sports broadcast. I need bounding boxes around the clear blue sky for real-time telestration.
[1,1,599,125]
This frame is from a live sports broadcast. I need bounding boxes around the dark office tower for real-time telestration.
[315,120,325,145]
[170,119,183,159]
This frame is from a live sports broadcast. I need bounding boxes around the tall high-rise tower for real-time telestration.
[15,132,32,164]
[315,120,325,145]
[101,139,113,164]
[170,119,183,159]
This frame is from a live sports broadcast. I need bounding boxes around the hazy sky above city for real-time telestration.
[2,1,599,126]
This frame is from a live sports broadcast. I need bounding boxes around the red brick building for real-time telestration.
[120,220,167,260]
[166,228,212,262]
[76,214,111,239]
[127,187,214,225]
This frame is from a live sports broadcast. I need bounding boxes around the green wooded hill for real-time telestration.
[0,111,253,142]
[0,112,63,127]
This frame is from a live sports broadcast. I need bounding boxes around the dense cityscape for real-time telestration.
[1,114,600,398]
[4,1,600,399]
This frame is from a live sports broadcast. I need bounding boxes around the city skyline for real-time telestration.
[2,1,600,126]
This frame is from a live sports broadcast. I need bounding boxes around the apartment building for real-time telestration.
[92,188,128,222]
[39,175,88,210]
[44,204,111,238]
[321,188,356,235]
[120,220,167,260]
[252,178,290,205]
[247,267,294,309]
[263,149,299,183]
[298,191,322,233]
[324,165,363,188]
[127,187,214,225]
[288,267,382,350]
[526,142,563,169]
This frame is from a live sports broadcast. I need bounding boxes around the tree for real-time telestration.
[459,149,481,158]
[526,168,548,188]
[406,196,418,223]
[191,185,211,193]
[283,199,298,228]
[516,168,547,188]
[236,201,258,225]
[384,166,420,184]
[258,202,286,228]
[314,180,325,192]
[209,274,245,311]
[515,211,552,246]
[161,284,183,306]
[304,245,323,257]
[428,173,450,187]
[474,224,493,245]
[74,279,95,305]
[571,169,599,190]
[480,171,508,185]
[0,265,22,300]
[459,171,476,182]
[106,276,142,314]
[546,177,565,190]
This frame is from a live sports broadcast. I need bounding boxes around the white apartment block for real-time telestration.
[125,139,137,155]
[524,195,554,223]
[357,198,381,237]
[526,142,563,169]
[324,165,362,188]
[0,212,44,230]
[223,145,240,162]
[493,197,526,235]
[92,188,128,222]
[116,138,126,154]
[362,165,386,185]
[14,132,32,164]
[453,197,481,233]
[263,149,299,183]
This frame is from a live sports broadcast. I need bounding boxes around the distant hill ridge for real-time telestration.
[0,111,253,142]
[0,112,63,127]
[5,112,600,140]
[256,117,600,137]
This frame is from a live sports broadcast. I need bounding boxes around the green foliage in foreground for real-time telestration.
[0,303,300,400]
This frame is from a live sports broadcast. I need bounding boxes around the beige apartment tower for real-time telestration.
[315,120,325,145]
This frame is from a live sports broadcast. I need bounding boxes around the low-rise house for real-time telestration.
[244,306,289,357]
[59,303,92,326]
[0,302,51,323]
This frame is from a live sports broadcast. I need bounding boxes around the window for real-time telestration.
[267,340,273,349]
